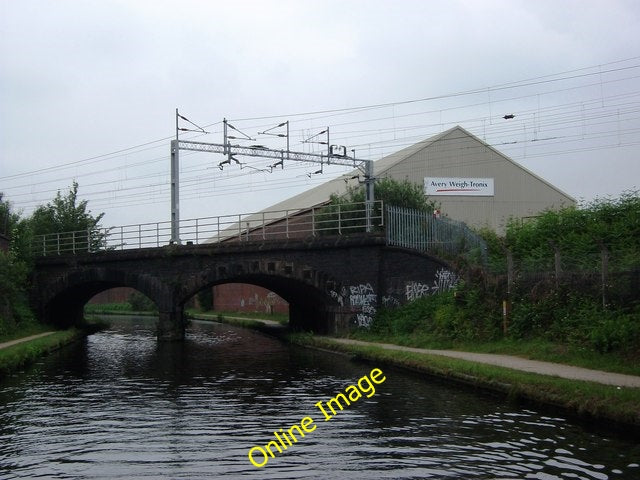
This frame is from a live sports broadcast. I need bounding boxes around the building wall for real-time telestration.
[220,209,316,243]
[88,287,136,304]
[379,127,575,233]
[85,281,288,315]
[210,126,575,311]
[213,283,289,315]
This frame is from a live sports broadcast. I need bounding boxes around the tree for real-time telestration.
[331,177,435,211]
[370,177,436,212]
[0,192,20,238]
[128,291,157,312]
[30,181,104,235]
[1,184,106,334]
[316,177,437,234]
[0,194,35,334]
[197,288,213,312]
[29,181,105,254]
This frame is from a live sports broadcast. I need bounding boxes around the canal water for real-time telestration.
[0,316,638,479]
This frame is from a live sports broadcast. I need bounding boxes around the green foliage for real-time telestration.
[589,312,640,354]
[0,192,20,237]
[372,177,436,211]
[197,288,213,312]
[501,290,640,354]
[29,181,106,254]
[30,181,104,235]
[1,184,106,337]
[0,251,36,336]
[84,302,133,313]
[476,227,506,273]
[128,292,157,312]
[0,195,36,336]
[366,192,640,357]
[316,177,437,234]
[503,190,640,272]
[0,329,83,377]
[371,284,500,344]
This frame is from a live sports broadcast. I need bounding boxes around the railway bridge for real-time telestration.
[30,203,464,340]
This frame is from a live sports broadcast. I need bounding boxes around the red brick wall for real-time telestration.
[88,287,136,304]
[86,284,289,315]
[213,283,289,314]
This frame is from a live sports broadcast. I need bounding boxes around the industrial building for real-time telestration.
[248,125,575,233]
[211,125,576,314]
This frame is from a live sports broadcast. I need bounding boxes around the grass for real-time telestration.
[74,305,640,428]
[348,330,640,377]
[85,304,290,324]
[0,328,84,377]
[189,312,286,334]
[0,318,110,378]
[187,309,289,325]
[287,333,640,428]
[184,305,640,428]
[84,302,133,313]
[0,323,53,344]
[84,303,157,316]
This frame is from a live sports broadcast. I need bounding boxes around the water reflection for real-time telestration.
[0,316,638,479]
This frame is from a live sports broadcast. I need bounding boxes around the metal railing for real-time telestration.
[386,205,487,263]
[32,201,384,255]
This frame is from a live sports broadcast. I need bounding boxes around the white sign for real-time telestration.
[424,177,494,196]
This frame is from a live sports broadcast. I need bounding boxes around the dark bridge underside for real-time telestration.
[216,273,337,332]
[31,235,452,340]
[45,280,126,329]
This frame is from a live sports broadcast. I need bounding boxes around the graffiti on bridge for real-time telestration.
[329,283,378,328]
[349,283,377,328]
[328,269,457,328]
[405,268,458,301]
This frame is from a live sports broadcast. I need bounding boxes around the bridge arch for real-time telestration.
[178,259,347,333]
[37,267,173,330]
[31,235,456,341]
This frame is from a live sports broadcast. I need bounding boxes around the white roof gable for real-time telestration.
[207,125,575,240]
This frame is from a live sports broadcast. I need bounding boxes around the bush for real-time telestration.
[371,286,500,343]
[589,313,640,354]
[128,292,157,312]
[316,177,438,235]
[0,251,36,336]
[197,288,213,312]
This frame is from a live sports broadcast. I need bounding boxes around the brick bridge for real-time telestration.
[31,233,457,341]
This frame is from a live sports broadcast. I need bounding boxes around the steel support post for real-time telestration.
[364,159,375,232]
[170,139,180,244]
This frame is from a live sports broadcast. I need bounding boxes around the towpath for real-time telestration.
[0,332,56,350]
[329,338,640,388]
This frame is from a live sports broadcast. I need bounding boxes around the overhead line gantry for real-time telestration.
[170,109,375,243]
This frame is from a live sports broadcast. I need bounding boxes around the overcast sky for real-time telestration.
[1,0,639,229]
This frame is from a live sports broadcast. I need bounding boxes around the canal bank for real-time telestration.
[0,324,106,378]
[190,313,640,431]
[33,311,638,431]
[288,334,640,432]
[4,315,639,479]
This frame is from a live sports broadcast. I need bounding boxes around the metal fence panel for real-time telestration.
[385,205,487,263]
[31,201,385,256]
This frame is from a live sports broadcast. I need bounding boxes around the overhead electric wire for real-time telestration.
[227,59,640,123]
[10,158,345,209]
[5,61,637,182]
[8,85,638,199]
[5,57,639,219]
[0,121,224,182]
